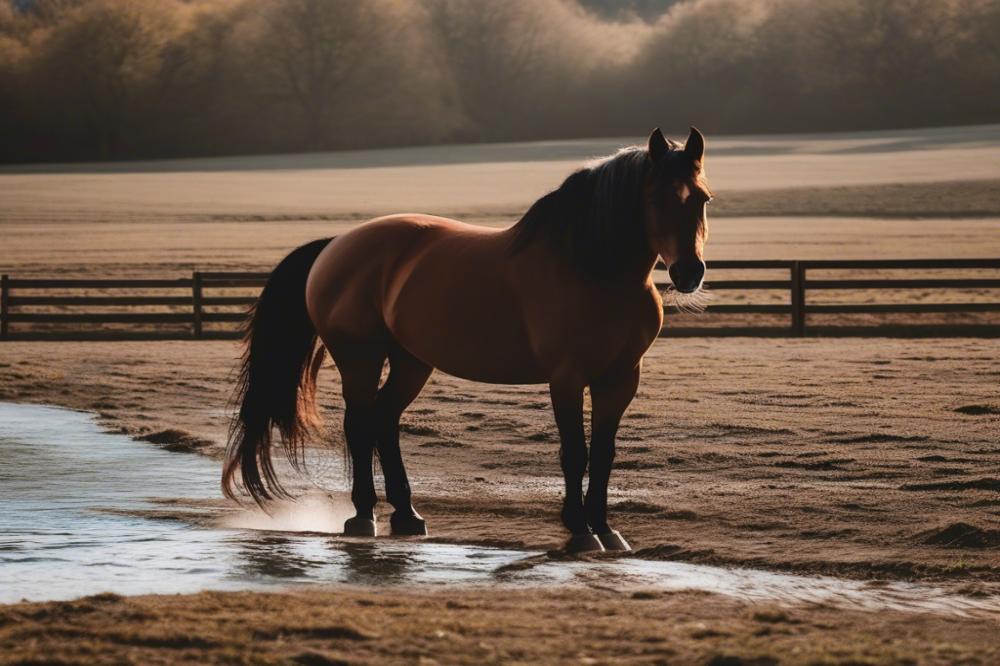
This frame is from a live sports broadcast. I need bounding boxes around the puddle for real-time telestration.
[1,402,999,618]
[0,403,539,602]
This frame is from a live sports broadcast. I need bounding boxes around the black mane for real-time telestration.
[509,145,660,277]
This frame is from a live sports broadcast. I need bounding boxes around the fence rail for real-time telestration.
[1,260,998,340]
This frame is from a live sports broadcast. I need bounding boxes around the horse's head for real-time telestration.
[645,127,712,294]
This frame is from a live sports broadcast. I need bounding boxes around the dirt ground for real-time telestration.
[2,337,998,581]
[2,125,999,663]
[3,587,1000,665]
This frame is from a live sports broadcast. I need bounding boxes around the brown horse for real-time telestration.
[223,128,712,552]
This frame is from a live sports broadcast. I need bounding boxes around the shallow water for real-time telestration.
[1,402,998,618]
[0,403,542,602]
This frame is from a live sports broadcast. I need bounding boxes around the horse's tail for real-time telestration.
[222,237,333,507]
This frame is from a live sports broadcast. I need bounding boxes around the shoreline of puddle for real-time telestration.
[2,401,999,619]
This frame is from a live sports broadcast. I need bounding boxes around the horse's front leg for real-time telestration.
[586,363,641,551]
[550,379,603,552]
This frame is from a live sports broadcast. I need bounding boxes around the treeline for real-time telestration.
[1,0,998,163]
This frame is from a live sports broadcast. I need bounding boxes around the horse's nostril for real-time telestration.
[669,260,705,292]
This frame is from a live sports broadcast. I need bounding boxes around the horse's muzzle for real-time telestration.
[668,258,706,294]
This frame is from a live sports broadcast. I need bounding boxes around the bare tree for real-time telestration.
[244,0,392,149]
[424,0,576,140]
[34,0,180,159]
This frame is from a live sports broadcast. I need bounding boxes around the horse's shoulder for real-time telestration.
[631,282,665,348]
[569,281,663,376]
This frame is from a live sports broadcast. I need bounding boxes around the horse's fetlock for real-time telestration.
[561,504,589,534]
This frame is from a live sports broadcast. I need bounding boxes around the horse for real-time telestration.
[223,127,712,552]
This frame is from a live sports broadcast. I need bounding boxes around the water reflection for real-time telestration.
[230,534,328,580]
[337,540,415,585]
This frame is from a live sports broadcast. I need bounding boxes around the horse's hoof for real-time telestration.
[343,516,377,537]
[390,513,428,536]
[597,530,631,551]
[565,533,605,553]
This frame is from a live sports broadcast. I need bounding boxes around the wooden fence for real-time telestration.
[0,272,266,341]
[1,259,999,340]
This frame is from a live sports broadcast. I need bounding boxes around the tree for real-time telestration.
[33,0,181,159]
[244,0,391,149]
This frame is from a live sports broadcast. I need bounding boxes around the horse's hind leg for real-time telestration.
[332,343,386,537]
[375,345,433,536]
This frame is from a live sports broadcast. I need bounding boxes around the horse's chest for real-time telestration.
[531,284,663,381]
[594,289,663,365]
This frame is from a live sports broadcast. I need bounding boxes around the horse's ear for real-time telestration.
[648,128,669,164]
[685,126,705,164]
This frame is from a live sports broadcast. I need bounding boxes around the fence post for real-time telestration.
[790,261,805,336]
[1,275,8,339]
[192,271,203,339]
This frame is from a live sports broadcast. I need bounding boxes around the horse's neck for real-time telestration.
[502,223,659,287]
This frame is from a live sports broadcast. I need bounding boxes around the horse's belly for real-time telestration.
[391,306,546,384]
[416,340,547,385]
